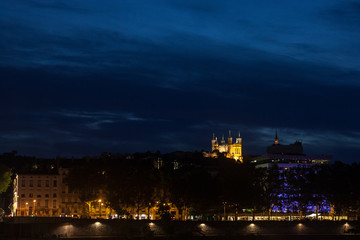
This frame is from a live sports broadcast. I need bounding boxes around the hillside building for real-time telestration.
[252,130,331,168]
[209,131,243,162]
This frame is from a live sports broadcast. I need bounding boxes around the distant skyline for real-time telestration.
[1,1,360,162]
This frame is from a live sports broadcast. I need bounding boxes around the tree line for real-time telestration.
[64,152,360,221]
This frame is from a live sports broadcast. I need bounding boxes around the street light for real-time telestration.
[25,202,28,216]
[222,202,227,221]
[33,200,36,216]
[101,203,104,217]
[98,199,102,218]
[16,195,19,217]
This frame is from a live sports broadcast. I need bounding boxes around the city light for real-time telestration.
[297,223,304,230]
[3,1,360,239]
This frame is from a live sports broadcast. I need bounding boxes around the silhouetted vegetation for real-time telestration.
[2,151,360,220]
[0,164,11,194]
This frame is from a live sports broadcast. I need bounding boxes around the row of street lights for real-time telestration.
[22,199,104,218]
[23,200,37,216]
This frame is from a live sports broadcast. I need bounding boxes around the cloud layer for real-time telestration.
[1,0,360,162]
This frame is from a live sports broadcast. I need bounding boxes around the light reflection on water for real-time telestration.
[33,221,359,239]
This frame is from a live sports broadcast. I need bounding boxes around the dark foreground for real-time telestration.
[6,236,360,240]
[1,218,360,240]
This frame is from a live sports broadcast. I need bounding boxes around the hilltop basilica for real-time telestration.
[210,131,243,162]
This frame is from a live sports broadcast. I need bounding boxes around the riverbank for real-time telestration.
[1,218,360,239]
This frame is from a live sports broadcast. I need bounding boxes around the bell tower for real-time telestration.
[233,132,243,162]
[211,133,219,151]
[228,130,232,145]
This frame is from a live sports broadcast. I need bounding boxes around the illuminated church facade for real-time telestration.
[211,131,243,162]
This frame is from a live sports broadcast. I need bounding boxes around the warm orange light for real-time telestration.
[98,199,102,203]
[33,200,36,203]
[26,202,28,205]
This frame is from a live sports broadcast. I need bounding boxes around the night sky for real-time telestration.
[1,1,360,163]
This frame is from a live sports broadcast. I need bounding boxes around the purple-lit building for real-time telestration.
[251,131,332,218]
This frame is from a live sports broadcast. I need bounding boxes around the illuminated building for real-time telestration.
[12,165,61,217]
[12,165,81,217]
[11,163,178,219]
[210,131,243,162]
[251,130,332,217]
[58,168,83,217]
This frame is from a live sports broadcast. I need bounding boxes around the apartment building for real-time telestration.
[12,164,80,217]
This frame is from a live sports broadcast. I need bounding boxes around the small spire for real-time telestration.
[213,133,215,140]
[275,129,279,145]
[222,134,224,140]
[229,130,231,137]
[238,131,241,138]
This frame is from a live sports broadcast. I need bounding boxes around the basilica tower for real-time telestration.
[211,133,219,151]
[231,132,243,162]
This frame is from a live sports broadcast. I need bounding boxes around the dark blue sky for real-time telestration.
[1,0,360,162]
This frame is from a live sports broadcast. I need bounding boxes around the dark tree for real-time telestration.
[0,164,11,194]
[106,159,158,219]
[262,164,282,219]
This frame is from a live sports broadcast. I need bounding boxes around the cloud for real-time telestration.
[320,1,360,28]
[1,1,360,162]
[54,110,146,130]
[57,111,144,121]
[24,0,93,13]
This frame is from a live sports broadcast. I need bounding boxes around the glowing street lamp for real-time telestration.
[222,202,227,221]
[98,199,102,218]
[33,200,36,216]
[25,202,28,216]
